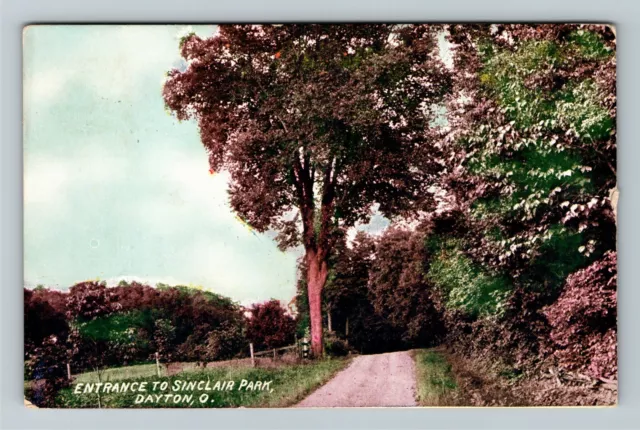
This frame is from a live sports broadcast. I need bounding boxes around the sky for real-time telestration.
[23,25,390,305]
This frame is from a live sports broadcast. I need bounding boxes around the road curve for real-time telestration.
[296,350,417,407]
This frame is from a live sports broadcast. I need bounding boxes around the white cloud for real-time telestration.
[158,152,231,203]
[78,26,216,100]
[74,144,129,182]
[130,148,235,231]
[185,237,295,304]
[23,26,299,305]
[23,156,71,204]
[24,26,217,109]
[24,69,72,104]
[23,146,128,206]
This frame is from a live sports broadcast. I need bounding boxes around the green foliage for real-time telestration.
[78,310,151,343]
[498,366,524,382]
[323,332,351,357]
[428,240,510,318]
[481,35,613,135]
[457,26,615,280]
[203,321,246,361]
[525,224,587,289]
[556,79,613,141]
[469,148,592,221]
[153,318,176,359]
[295,274,311,339]
[155,283,239,309]
[178,32,196,49]
[437,24,616,376]
[566,29,613,61]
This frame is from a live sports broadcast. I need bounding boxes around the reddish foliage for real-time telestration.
[325,232,427,353]
[24,288,69,356]
[66,281,118,321]
[441,291,553,371]
[163,24,453,356]
[368,228,445,346]
[110,281,159,312]
[246,299,296,350]
[544,251,617,379]
[27,335,70,407]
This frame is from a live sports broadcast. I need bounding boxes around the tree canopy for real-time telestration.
[163,24,452,355]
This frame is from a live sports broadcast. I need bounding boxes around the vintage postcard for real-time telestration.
[23,24,617,408]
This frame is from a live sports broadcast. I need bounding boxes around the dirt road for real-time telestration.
[296,351,417,407]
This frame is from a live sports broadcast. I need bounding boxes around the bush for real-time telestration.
[246,300,296,350]
[24,288,69,359]
[544,251,617,379]
[153,318,176,361]
[204,321,246,361]
[26,335,70,407]
[324,333,351,357]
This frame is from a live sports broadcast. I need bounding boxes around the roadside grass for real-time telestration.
[56,358,349,408]
[413,349,459,406]
[73,363,164,383]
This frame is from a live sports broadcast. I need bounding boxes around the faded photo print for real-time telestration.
[23,24,617,408]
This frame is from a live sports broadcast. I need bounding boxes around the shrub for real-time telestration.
[27,335,70,407]
[153,318,176,361]
[246,300,296,350]
[24,288,69,358]
[204,321,246,361]
[323,332,351,357]
[544,251,617,379]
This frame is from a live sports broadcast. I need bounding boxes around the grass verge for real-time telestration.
[55,358,349,408]
[73,363,164,383]
[413,349,459,406]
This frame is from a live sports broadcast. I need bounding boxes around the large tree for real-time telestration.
[163,24,451,356]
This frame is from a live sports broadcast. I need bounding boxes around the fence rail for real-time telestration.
[249,342,302,366]
[253,344,297,357]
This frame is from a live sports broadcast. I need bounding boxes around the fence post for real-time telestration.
[249,343,255,367]
[345,317,349,345]
[155,352,161,377]
[66,362,72,380]
[273,348,276,360]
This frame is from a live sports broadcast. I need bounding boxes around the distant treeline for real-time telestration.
[24,281,296,406]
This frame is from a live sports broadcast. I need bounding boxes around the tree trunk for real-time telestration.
[306,248,328,358]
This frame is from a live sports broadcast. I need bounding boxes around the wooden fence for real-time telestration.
[249,343,301,367]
